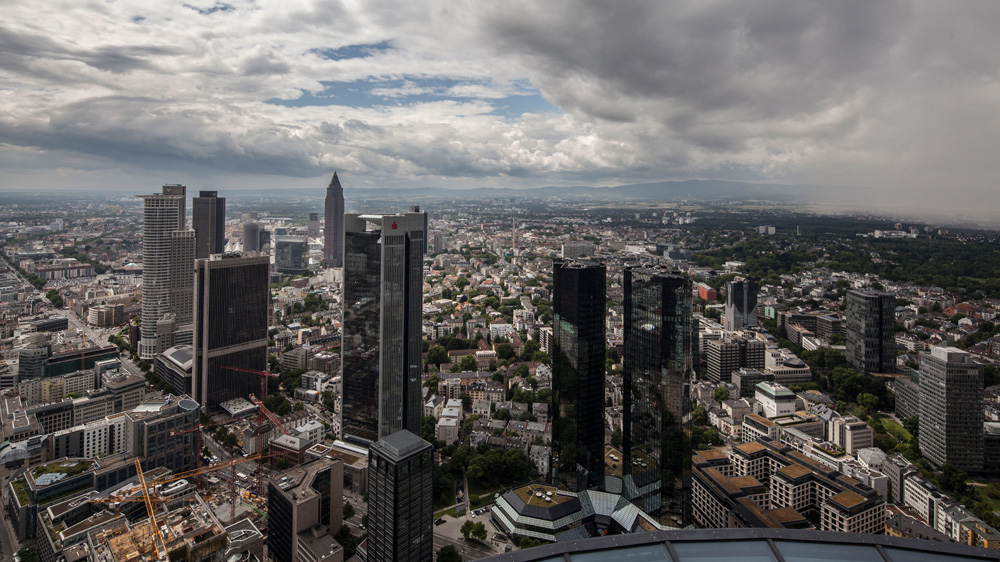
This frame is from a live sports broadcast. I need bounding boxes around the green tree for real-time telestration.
[427,346,449,366]
[460,354,478,372]
[495,408,512,421]
[460,520,474,540]
[496,343,516,360]
[438,545,463,562]
[520,537,543,549]
[293,401,304,412]
[692,403,707,426]
[714,386,730,403]
[471,521,487,541]
[344,502,355,520]
[223,433,238,448]
[611,428,623,449]
[520,339,541,361]
[903,416,919,439]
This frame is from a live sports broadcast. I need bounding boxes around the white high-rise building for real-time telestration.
[138,185,194,360]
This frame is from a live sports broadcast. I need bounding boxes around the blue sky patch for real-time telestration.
[311,41,394,61]
[264,76,559,118]
[183,3,234,15]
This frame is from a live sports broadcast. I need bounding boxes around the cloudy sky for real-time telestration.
[2,1,1000,196]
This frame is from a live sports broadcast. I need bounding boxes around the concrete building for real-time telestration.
[919,347,983,472]
[267,457,345,562]
[368,430,433,562]
[275,235,309,273]
[323,172,345,268]
[755,382,796,419]
[706,337,765,384]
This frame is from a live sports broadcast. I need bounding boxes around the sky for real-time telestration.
[2,1,1000,199]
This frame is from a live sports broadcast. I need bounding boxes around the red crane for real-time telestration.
[169,424,203,488]
[221,366,281,496]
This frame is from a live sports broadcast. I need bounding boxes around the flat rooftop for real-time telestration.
[735,442,768,455]
[512,483,574,507]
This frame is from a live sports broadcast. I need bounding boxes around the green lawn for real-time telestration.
[880,416,913,443]
[434,506,460,519]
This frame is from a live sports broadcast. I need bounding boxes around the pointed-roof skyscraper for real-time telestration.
[323,172,345,268]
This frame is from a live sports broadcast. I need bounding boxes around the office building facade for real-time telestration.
[724,278,758,331]
[267,457,345,562]
[275,235,309,273]
[368,430,433,562]
[323,172,345,268]
[705,337,765,384]
[192,190,226,259]
[550,260,606,492]
[340,212,424,446]
[845,289,895,374]
[242,222,268,253]
[137,184,190,360]
[623,267,694,523]
[919,347,983,472]
[193,253,270,411]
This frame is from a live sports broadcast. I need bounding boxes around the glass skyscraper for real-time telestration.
[623,267,693,524]
[192,253,271,411]
[192,190,226,259]
[551,260,606,492]
[341,212,424,446]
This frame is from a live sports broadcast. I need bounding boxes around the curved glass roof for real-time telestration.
[480,528,998,562]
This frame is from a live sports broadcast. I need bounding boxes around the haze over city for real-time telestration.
[2,1,1000,218]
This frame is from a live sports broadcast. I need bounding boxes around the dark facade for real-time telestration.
[266,457,345,562]
[323,172,345,267]
[192,190,226,259]
[550,260,606,492]
[341,213,424,446]
[274,236,308,273]
[133,396,201,473]
[845,289,895,374]
[705,337,765,384]
[242,222,268,253]
[724,278,758,331]
[193,254,270,411]
[918,347,983,472]
[45,346,119,378]
[623,267,693,524]
[368,430,433,562]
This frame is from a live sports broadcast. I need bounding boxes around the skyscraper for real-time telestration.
[845,289,895,374]
[323,172,345,268]
[274,235,309,273]
[192,253,270,412]
[409,205,429,254]
[724,278,758,331]
[918,347,983,472]
[192,190,226,259]
[623,266,693,524]
[340,212,424,446]
[138,184,192,360]
[368,430,433,562]
[551,260,606,492]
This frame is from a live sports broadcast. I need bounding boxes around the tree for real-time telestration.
[520,537,543,549]
[427,346,449,366]
[293,402,304,412]
[223,433,238,448]
[495,408,512,421]
[496,343,516,360]
[460,520,474,540]
[692,403,707,426]
[471,521,487,541]
[714,386,730,403]
[438,545,463,562]
[903,416,919,439]
[520,340,541,361]
[344,502,355,520]
[611,428,623,448]
[459,354,478,372]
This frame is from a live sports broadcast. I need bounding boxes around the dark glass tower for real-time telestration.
[323,172,345,267]
[623,267,693,524]
[845,289,895,374]
[193,253,270,411]
[192,190,226,259]
[724,277,758,331]
[551,260,606,492]
[368,430,434,562]
[341,212,424,445]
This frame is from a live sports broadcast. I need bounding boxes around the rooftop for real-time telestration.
[512,483,574,507]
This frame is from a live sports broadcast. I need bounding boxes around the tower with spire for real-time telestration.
[323,172,345,268]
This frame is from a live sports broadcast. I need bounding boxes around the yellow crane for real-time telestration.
[134,458,168,560]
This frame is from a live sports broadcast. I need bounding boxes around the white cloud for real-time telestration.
[1,0,999,199]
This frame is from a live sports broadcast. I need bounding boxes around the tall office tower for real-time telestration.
[919,347,983,472]
[192,253,270,412]
[409,205,429,254]
[340,212,424,446]
[169,230,195,325]
[242,222,268,253]
[275,235,309,273]
[267,457,345,562]
[724,278,758,331]
[845,289,896,374]
[368,430,433,562]
[550,260,606,492]
[307,212,320,236]
[705,337,765,384]
[322,172,345,268]
[137,184,188,360]
[192,190,226,259]
[623,267,693,524]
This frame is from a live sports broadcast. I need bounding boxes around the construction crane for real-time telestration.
[221,366,280,496]
[134,458,168,560]
[170,424,203,488]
